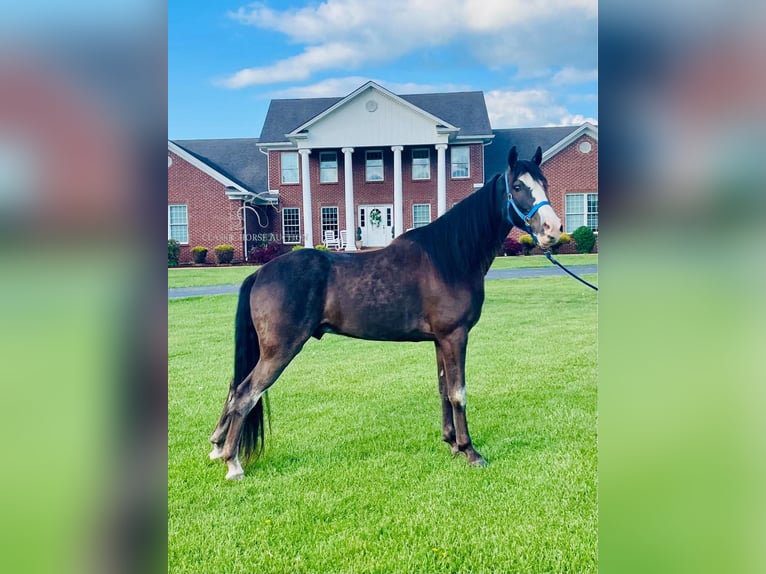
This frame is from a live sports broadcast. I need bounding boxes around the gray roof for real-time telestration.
[172,138,268,193]
[259,91,492,143]
[484,126,579,182]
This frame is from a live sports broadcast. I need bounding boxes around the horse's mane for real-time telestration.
[400,174,510,284]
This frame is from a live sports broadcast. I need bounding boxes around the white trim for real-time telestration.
[285,81,460,139]
[412,203,432,228]
[280,151,300,184]
[365,150,384,182]
[541,122,598,164]
[450,145,471,179]
[168,204,189,245]
[281,207,301,244]
[168,141,250,196]
[319,150,338,183]
[411,147,431,181]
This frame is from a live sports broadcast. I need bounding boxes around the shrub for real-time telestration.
[501,237,522,256]
[551,232,571,255]
[168,240,180,267]
[248,242,290,265]
[519,234,536,255]
[315,244,329,251]
[190,246,208,264]
[571,226,596,254]
[214,244,235,264]
[291,245,304,252]
[356,227,362,241]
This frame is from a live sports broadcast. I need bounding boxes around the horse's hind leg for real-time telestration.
[219,337,311,480]
[208,393,234,460]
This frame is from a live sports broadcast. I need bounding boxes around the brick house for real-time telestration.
[168,81,597,263]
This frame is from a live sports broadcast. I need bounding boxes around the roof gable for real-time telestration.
[484,124,598,181]
[258,81,492,147]
[169,139,276,204]
[287,81,458,140]
[541,122,598,160]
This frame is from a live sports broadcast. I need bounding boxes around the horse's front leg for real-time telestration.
[435,342,456,450]
[439,329,487,466]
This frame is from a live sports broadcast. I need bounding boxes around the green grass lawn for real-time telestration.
[168,253,597,289]
[168,276,597,573]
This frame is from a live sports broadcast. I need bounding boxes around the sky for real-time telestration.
[168,0,598,140]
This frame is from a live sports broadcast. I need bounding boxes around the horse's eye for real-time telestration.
[512,185,521,192]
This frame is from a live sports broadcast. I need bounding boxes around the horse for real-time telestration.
[209,146,562,480]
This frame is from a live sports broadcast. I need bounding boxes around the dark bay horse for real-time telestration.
[209,146,562,480]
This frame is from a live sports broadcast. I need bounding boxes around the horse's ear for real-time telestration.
[533,146,543,166]
[508,146,518,169]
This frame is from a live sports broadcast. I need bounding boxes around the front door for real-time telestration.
[359,205,392,247]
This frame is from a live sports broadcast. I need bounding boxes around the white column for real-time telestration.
[342,147,356,251]
[436,143,447,216]
[299,148,313,247]
[391,145,404,237]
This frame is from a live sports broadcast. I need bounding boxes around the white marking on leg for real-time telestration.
[225,456,244,480]
[209,444,224,460]
[450,386,466,407]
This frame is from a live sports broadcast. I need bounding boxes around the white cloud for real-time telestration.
[485,88,596,127]
[216,43,366,88]
[220,0,597,88]
[551,67,598,85]
[267,77,473,99]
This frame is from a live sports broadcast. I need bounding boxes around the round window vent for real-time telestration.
[365,99,378,112]
[578,141,592,154]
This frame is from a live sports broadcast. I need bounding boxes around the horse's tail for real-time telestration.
[231,271,269,462]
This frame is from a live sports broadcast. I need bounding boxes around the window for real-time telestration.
[321,206,339,237]
[319,151,338,183]
[565,193,598,232]
[168,204,188,244]
[366,150,384,181]
[412,148,430,180]
[282,207,301,244]
[281,152,299,184]
[450,146,470,178]
[413,204,431,228]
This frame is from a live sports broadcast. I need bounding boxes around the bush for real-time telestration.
[214,244,235,264]
[314,244,329,251]
[519,234,536,255]
[551,232,571,255]
[248,242,290,265]
[168,240,180,267]
[501,237,522,256]
[291,245,304,252]
[571,226,596,253]
[190,246,208,264]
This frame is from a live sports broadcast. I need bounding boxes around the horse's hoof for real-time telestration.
[225,458,244,480]
[225,469,244,480]
[209,445,224,460]
[468,456,488,467]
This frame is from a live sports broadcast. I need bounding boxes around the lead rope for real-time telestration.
[504,171,598,291]
[543,251,598,291]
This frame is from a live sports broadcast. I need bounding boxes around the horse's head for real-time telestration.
[505,146,562,249]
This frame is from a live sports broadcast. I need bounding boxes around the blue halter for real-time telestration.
[504,170,550,245]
